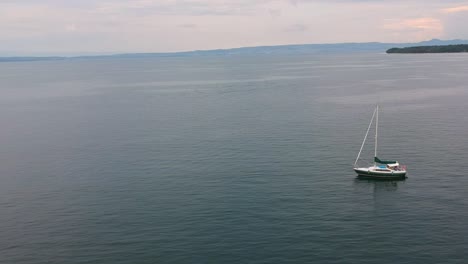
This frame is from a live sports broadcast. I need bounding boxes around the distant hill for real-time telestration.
[387,44,468,54]
[0,56,63,62]
[2,39,468,62]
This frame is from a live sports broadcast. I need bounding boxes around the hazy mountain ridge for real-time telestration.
[1,39,467,62]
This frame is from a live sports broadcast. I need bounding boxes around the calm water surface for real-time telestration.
[0,54,467,263]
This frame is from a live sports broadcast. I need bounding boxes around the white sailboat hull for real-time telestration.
[354,167,407,180]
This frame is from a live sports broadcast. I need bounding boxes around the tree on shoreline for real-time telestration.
[387,44,468,54]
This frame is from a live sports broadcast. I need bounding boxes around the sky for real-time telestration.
[1,0,468,55]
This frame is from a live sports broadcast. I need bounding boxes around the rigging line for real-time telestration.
[354,106,377,167]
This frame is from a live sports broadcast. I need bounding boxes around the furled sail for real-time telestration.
[374,157,397,164]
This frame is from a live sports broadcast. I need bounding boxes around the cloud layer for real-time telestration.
[1,0,468,55]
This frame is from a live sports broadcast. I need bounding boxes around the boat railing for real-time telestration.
[394,165,407,171]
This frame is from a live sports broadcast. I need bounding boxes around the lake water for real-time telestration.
[1,53,467,263]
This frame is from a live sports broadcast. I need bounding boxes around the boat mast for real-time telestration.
[374,104,379,166]
[354,106,377,167]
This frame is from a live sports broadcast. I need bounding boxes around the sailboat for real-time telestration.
[353,105,407,180]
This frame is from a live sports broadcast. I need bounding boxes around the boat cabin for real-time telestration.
[386,163,400,170]
[374,162,400,172]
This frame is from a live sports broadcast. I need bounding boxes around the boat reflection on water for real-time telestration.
[353,177,405,193]
[352,178,408,218]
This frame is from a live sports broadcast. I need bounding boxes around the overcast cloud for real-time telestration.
[1,0,468,55]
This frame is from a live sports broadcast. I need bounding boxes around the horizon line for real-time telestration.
[1,38,467,59]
